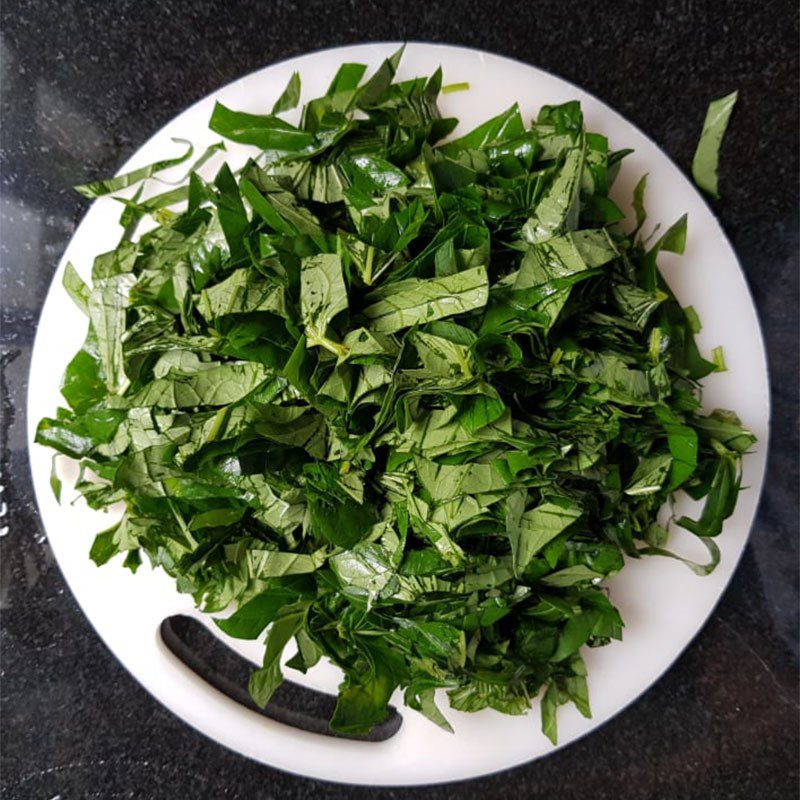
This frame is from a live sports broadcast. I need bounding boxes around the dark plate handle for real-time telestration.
[159,615,402,742]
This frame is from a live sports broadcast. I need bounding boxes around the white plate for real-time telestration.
[27,42,770,786]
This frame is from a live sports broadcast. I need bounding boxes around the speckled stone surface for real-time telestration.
[1,1,797,798]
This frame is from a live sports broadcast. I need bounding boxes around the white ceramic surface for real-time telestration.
[27,42,769,786]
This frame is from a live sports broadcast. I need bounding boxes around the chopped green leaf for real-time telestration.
[272,71,302,114]
[39,51,751,748]
[74,139,194,198]
[692,91,738,199]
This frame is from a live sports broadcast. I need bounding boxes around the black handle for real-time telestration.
[159,615,402,742]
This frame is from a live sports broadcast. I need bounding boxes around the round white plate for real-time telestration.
[27,42,769,786]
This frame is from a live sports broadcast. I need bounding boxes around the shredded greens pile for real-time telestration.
[37,48,753,742]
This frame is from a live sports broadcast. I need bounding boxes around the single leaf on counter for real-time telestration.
[692,91,738,199]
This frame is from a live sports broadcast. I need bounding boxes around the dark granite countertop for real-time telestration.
[1,1,798,798]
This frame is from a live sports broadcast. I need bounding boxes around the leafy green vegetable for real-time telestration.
[631,174,648,236]
[209,104,326,160]
[509,499,582,576]
[49,455,62,503]
[40,52,752,746]
[249,605,308,707]
[362,267,489,333]
[74,139,194,198]
[215,586,299,639]
[301,254,349,355]
[272,71,302,114]
[63,263,90,315]
[692,91,738,199]
[88,274,135,394]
